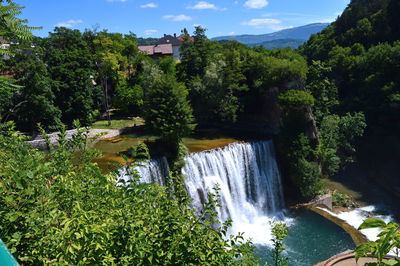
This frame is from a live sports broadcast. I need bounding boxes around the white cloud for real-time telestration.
[107,0,127,2]
[244,0,268,9]
[241,18,291,30]
[187,1,226,11]
[144,29,158,36]
[188,1,217,10]
[55,19,83,28]
[229,31,235,36]
[141,2,158,8]
[234,1,239,4]
[163,14,192,22]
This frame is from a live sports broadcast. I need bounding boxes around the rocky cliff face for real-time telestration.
[256,78,319,143]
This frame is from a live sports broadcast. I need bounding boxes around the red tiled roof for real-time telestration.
[154,44,173,54]
[138,44,173,55]
[138,45,155,55]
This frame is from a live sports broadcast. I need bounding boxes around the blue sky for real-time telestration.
[17,0,350,38]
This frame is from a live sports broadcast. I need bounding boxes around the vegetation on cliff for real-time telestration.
[300,0,400,136]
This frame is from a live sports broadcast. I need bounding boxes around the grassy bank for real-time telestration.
[91,117,145,130]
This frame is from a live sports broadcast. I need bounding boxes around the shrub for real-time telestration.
[277,89,315,108]
[143,74,194,145]
[355,218,400,265]
[0,122,258,265]
[268,222,289,266]
[332,192,358,208]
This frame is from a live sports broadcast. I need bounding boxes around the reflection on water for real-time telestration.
[92,137,143,172]
[183,137,239,153]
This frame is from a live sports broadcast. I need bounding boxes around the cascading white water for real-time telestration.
[119,157,170,186]
[183,141,286,243]
[122,140,287,244]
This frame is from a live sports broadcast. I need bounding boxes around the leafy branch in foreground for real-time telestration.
[268,221,289,266]
[355,218,400,265]
[0,0,41,118]
[0,122,258,265]
[0,0,41,47]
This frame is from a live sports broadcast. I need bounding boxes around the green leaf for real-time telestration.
[385,259,400,266]
[72,243,81,251]
[355,243,372,261]
[358,218,387,230]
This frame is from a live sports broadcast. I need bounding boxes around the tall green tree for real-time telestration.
[9,52,62,132]
[178,26,214,82]
[93,31,142,118]
[43,27,102,127]
[277,109,323,200]
[306,60,338,124]
[316,113,366,177]
[143,74,194,144]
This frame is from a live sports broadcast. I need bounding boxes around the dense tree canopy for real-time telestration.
[176,27,308,125]
[9,52,62,131]
[0,3,375,203]
[300,0,400,136]
[143,67,194,144]
[41,27,102,127]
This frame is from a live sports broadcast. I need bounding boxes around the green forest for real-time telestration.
[1,0,399,264]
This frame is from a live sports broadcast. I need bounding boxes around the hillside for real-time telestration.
[300,0,400,61]
[300,0,400,192]
[300,0,400,135]
[137,37,158,45]
[247,38,306,49]
[211,23,329,47]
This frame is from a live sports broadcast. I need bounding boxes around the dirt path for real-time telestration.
[27,127,133,150]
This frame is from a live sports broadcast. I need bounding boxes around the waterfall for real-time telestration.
[122,140,286,244]
[119,157,170,186]
[183,141,286,243]
[183,141,284,219]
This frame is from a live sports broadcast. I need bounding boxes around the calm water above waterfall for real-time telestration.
[120,141,355,264]
[93,135,238,172]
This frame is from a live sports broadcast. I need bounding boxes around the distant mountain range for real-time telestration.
[211,23,329,49]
